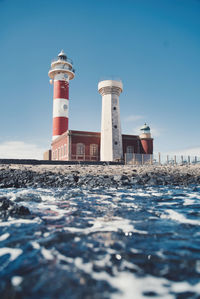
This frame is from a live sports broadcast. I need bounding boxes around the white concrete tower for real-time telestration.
[98,80,123,161]
[48,50,75,140]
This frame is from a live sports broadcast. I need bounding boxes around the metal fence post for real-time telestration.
[181,155,183,164]
[158,152,161,165]
[142,154,144,165]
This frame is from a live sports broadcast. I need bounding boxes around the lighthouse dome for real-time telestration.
[140,123,150,132]
[58,50,67,60]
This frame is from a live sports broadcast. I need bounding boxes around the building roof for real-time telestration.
[58,50,67,59]
[140,123,150,131]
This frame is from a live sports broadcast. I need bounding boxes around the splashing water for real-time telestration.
[0,185,200,298]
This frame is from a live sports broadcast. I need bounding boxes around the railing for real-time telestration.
[71,154,100,161]
[125,153,153,165]
[125,153,200,165]
[50,64,75,73]
[51,57,73,65]
[153,153,200,165]
[99,77,122,83]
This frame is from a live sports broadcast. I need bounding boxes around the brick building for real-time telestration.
[47,130,153,162]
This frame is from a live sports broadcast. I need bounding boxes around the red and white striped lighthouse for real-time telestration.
[48,50,75,140]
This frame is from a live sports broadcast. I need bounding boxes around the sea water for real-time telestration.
[0,186,200,298]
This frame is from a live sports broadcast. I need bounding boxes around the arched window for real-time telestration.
[61,146,63,158]
[90,144,98,156]
[76,143,85,156]
[127,146,134,153]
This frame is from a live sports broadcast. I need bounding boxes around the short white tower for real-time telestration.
[98,80,123,161]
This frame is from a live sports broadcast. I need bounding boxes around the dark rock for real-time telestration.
[120,175,129,181]
[16,205,31,215]
[0,197,12,210]
[73,175,79,183]
[0,196,31,218]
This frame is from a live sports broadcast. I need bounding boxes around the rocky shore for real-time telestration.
[0,164,200,188]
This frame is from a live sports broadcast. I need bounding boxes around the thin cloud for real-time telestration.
[0,141,47,159]
[124,115,144,122]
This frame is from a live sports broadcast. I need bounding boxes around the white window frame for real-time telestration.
[76,143,85,156]
[90,144,98,156]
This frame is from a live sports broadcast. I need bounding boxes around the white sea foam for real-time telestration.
[41,247,54,260]
[170,280,200,293]
[187,192,200,200]
[158,201,179,206]
[0,247,22,261]
[161,209,200,226]
[31,241,40,250]
[11,276,23,287]
[64,216,147,235]
[183,198,195,205]
[53,249,73,264]
[0,233,10,241]
[70,257,173,298]
[0,217,42,227]
[72,256,200,298]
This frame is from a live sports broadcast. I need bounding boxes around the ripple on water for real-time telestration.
[0,185,200,298]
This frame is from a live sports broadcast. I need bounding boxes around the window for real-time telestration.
[76,143,85,155]
[113,107,116,110]
[115,142,118,145]
[55,149,58,160]
[61,146,63,157]
[58,148,60,160]
[114,125,117,129]
[127,146,134,153]
[90,144,98,156]
[64,144,67,156]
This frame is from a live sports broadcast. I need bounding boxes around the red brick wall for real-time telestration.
[122,135,141,155]
[51,133,68,160]
[71,131,100,161]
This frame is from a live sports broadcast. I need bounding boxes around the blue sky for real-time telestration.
[0,0,200,158]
